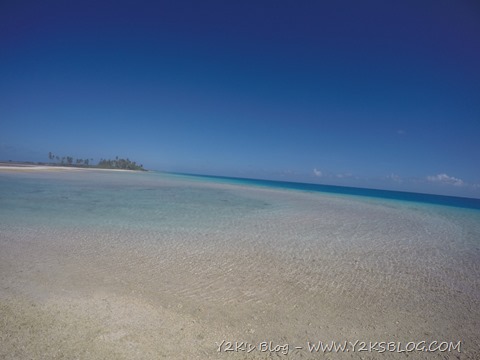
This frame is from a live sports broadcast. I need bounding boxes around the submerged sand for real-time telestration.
[0,173,479,359]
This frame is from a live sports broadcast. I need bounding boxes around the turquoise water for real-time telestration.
[0,171,270,229]
[176,173,480,210]
[1,170,480,231]
[1,170,479,297]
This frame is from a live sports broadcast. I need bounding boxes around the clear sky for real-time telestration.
[1,1,479,197]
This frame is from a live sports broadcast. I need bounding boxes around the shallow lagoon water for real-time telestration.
[1,170,479,359]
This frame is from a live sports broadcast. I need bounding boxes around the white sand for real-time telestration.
[0,164,139,172]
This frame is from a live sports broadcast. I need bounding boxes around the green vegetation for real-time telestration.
[47,152,146,171]
[97,157,145,170]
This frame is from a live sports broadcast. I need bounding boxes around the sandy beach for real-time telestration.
[1,170,479,359]
[0,163,140,173]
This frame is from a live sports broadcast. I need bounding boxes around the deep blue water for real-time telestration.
[174,173,480,211]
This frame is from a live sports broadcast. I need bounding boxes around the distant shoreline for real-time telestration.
[0,162,145,172]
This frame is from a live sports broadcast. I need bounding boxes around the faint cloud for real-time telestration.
[397,129,406,135]
[386,173,403,183]
[427,173,464,187]
[336,172,352,178]
[313,168,322,177]
[278,169,297,178]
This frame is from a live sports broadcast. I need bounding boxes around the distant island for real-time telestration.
[44,152,147,171]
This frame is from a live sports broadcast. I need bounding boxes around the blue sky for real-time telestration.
[1,1,479,197]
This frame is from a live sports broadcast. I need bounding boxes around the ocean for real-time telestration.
[1,169,479,359]
[176,172,480,210]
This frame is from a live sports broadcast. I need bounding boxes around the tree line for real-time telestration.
[48,152,145,171]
